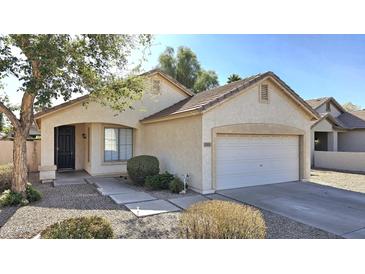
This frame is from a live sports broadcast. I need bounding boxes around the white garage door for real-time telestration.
[216,135,299,190]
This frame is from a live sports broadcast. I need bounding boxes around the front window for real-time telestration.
[104,128,133,161]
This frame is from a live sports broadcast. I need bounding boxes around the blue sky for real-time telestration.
[145,34,365,107]
[3,34,365,108]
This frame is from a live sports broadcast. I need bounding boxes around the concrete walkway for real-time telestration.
[54,170,91,186]
[86,177,184,217]
[217,181,365,239]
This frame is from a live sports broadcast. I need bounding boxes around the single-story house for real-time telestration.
[34,69,319,194]
[306,97,365,165]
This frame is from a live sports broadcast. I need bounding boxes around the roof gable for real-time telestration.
[34,69,192,120]
[141,71,319,123]
[306,97,346,114]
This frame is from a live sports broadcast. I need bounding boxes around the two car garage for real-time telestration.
[215,134,300,190]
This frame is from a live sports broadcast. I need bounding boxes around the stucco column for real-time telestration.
[333,131,338,151]
[39,123,56,182]
[328,131,338,151]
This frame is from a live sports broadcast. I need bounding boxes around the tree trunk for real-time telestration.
[11,92,35,194]
[12,131,28,194]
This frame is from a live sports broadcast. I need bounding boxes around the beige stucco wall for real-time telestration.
[201,78,313,193]
[314,150,365,172]
[142,115,203,191]
[338,130,365,152]
[0,140,41,172]
[312,118,333,132]
[38,75,189,179]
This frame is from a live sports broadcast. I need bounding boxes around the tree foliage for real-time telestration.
[194,70,219,92]
[342,102,361,112]
[227,74,242,83]
[158,46,219,93]
[0,35,152,110]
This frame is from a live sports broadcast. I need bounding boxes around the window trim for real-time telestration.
[103,127,133,163]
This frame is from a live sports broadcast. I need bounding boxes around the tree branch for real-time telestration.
[0,100,20,129]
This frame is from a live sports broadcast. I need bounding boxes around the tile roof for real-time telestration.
[337,110,365,129]
[142,71,318,122]
[305,97,330,109]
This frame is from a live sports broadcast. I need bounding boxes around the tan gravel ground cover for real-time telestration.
[0,173,340,239]
[310,169,365,193]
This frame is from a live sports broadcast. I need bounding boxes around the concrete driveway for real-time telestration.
[217,181,365,238]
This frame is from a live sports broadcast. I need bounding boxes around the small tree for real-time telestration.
[342,102,361,112]
[194,70,219,92]
[0,34,152,194]
[227,74,241,83]
[158,46,219,92]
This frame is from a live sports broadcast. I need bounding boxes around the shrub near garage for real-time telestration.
[41,216,114,239]
[180,200,267,239]
[127,155,159,185]
[144,172,174,190]
[169,177,185,193]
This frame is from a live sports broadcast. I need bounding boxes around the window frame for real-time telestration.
[103,127,133,162]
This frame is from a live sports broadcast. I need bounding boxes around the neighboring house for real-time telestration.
[306,97,365,165]
[34,69,318,194]
[5,124,41,140]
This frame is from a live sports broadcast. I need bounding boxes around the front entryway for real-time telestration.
[55,125,75,169]
[216,135,300,190]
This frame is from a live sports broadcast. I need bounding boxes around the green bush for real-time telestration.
[0,183,42,207]
[26,183,42,202]
[41,216,114,239]
[0,189,23,207]
[144,172,175,190]
[0,164,13,193]
[180,200,267,239]
[127,155,159,185]
[169,177,185,193]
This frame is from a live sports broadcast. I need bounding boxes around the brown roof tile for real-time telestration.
[305,97,330,109]
[338,110,365,129]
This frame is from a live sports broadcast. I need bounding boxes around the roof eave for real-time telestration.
[140,109,201,124]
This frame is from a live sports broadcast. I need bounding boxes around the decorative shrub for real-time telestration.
[0,164,13,193]
[180,200,267,239]
[169,177,185,193]
[144,172,175,190]
[0,189,23,207]
[26,183,42,202]
[41,216,114,239]
[0,183,42,207]
[127,155,159,184]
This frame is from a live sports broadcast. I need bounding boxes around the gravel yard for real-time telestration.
[0,173,340,239]
[310,169,365,193]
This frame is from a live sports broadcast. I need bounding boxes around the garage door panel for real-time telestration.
[216,135,299,190]
[217,160,299,175]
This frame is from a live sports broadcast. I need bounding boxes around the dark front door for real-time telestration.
[55,125,75,169]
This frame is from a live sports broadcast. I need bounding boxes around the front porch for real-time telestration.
[39,122,136,183]
[54,170,92,186]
